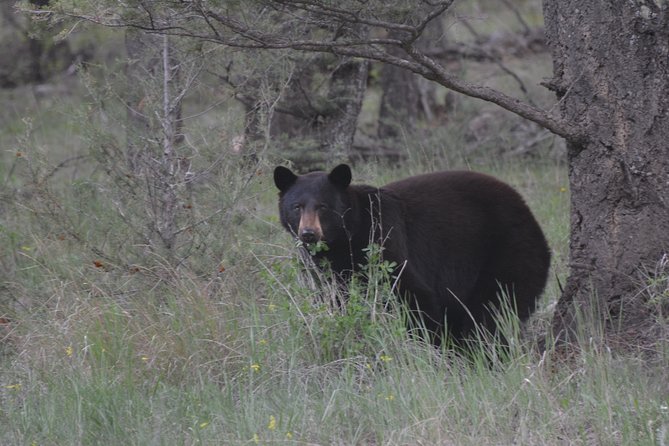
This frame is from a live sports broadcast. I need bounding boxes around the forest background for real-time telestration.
[1,1,668,444]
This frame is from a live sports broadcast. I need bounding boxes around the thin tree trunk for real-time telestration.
[543,1,669,343]
[124,29,186,254]
[157,33,181,251]
[321,57,369,162]
[378,50,419,140]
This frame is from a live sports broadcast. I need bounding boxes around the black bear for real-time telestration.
[273,164,551,346]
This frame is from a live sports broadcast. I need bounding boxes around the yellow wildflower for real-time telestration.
[379,354,392,362]
[559,187,567,193]
[5,384,21,390]
[199,421,209,429]
[65,345,73,357]
[250,363,260,372]
[252,433,260,444]
[286,432,293,439]
[268,415,277,430]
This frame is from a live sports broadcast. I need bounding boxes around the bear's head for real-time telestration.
[273,164,352,246]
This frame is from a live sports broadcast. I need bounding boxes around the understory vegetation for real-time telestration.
[1,83,668,445]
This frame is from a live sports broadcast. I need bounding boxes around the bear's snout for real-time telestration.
[298,210,323,244]
[299,228,320,244]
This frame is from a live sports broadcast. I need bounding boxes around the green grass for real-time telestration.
[2,276,668,445]
[1,50,668,446]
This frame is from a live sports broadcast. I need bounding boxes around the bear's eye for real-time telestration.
[317,203,329,211]
[292,204,302,212]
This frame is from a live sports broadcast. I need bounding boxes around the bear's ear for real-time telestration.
[274,166,298,192]
[328,164,352,189]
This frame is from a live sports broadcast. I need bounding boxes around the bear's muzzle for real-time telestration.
[299,210,323,244]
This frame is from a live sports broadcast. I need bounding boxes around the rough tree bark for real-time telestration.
[543,1,669,343]
[378,45,420,140]
[320,57,369,162]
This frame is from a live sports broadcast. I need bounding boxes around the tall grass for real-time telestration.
[2,153,668,445]
[2,262,668,445]
[1,76,668,446]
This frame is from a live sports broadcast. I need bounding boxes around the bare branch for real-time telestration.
[272,0,418,33]
[402,44,584,141]
[46,1,587,143]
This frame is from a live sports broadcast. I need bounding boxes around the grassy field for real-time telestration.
[1,31,668,446]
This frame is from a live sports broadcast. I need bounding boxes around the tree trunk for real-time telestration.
[156,33,185,251]
[543,1,669,342]
[321,57,369,162]
[378,49,420,140]
[124,29,187,254]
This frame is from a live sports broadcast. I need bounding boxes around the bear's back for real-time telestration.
[382,170,520,207]
[380,171,514,242]
[378,170,550,331]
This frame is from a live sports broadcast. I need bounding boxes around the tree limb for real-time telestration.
[40,1,588,143]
